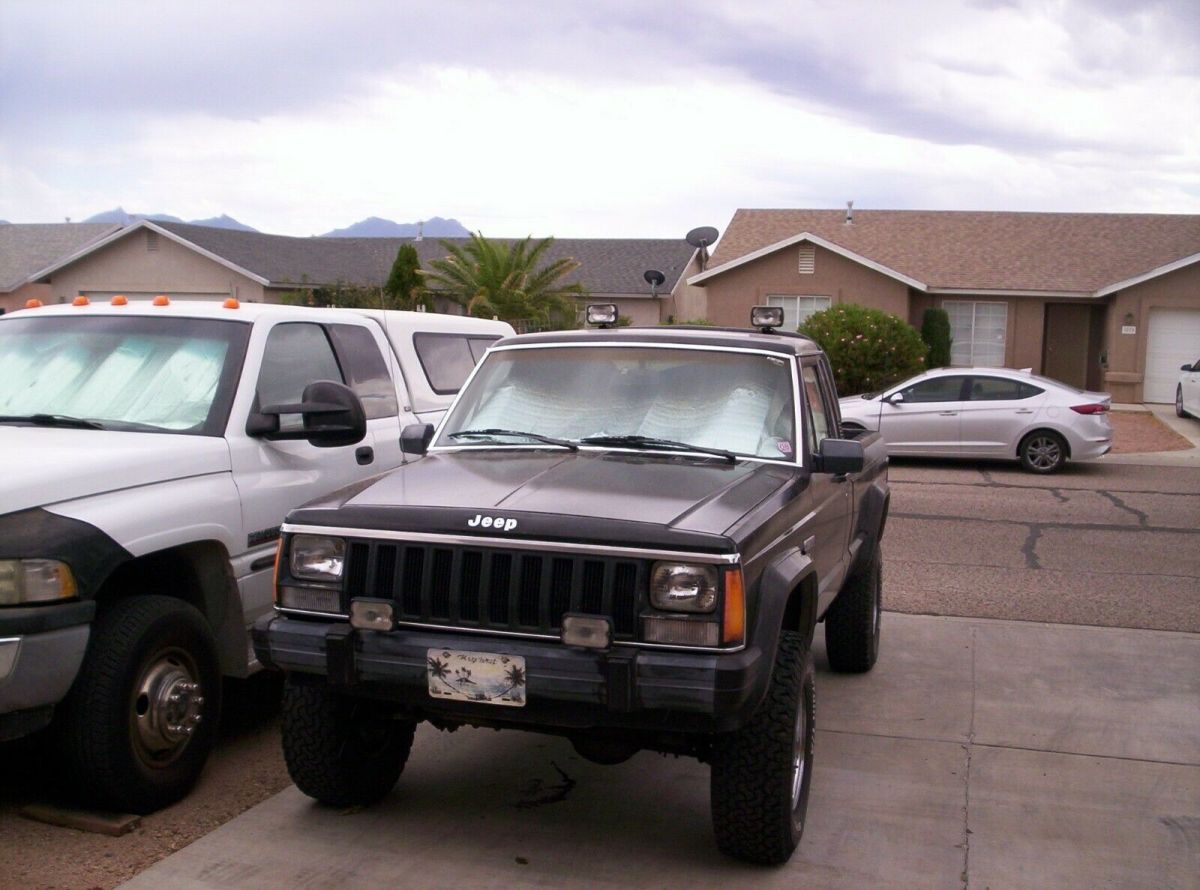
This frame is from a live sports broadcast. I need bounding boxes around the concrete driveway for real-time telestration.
[118,612,1200,890]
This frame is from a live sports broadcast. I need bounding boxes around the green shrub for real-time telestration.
[800,304,927,395]
[921,307,952,368]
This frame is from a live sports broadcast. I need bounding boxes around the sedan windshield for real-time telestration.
[437,345,797,460]
[0,315,251,435]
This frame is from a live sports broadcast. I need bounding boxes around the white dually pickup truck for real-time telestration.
[0,297,512,812]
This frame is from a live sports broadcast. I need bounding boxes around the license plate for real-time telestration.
[426,648,526,707]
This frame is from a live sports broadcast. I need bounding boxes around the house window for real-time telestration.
[767,295,831,331]
[798,244,815,274]
[944,301,1007,367]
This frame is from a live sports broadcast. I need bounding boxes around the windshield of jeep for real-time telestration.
[437,344,798,461]
[0,315,251,435]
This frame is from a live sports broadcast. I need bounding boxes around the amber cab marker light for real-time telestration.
[24,299,43,309]
[223,298,240,309]
[153,294,170,306]
[111,295,128,306]
[271,538,284,604]
[73,295,89,306]
[723,568,746,645]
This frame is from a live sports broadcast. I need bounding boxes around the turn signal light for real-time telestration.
[723,568,745,645]
[153,294,170,306]
[1070,403,1109,415]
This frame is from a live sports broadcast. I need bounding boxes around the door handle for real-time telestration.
[355,446,375,466]
[1015,409,1034,414]
[938,411,957,416]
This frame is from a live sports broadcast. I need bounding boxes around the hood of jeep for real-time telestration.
[288,450,799,548]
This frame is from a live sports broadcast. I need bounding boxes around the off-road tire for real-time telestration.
[281,676,415,807]
[56,596,222,814]
[825,549,882,673]
[710,630,815,865]
[1019,430,1067,473]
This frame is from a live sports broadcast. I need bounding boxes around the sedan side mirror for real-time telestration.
[884,392,905,405]
[401,422,436,456]
[813,438,864,475]
[1184,364,1196,372]
[248,380,366,448]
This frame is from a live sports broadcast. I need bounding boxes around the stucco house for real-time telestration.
[26,220,701,327]
[0,223,119,314]
[689,209,1200,404]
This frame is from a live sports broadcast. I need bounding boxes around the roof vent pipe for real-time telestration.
[415,221,424,242]
[845,201,854,224]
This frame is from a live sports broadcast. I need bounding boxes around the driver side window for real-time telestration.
[801,363,829,458]
[899,376,967,403]
[257,323,345,432]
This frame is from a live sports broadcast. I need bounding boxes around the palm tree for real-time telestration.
[420,233,585,330]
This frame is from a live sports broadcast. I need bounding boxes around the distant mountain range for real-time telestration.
[69,208,470,238]
[320,216,470,238]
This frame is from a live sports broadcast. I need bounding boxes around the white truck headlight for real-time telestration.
[289,535,346,582]
[650,563,718,613]
[0,559,78,605]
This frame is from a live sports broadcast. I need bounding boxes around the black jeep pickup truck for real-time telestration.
[254,306,890,864]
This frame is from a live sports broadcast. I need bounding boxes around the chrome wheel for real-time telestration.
[790,702,808,814]
[1021,432,1066,473]
[132,647,204,767]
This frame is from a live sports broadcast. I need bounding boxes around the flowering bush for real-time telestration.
[800,304,928,395]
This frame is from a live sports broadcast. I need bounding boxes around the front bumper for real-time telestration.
[0,601,95,739]
[254,613,769,734]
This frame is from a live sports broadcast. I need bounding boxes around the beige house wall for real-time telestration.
[48,229,267,304]
[0,282,53,314]
[1103,262,1200,402]
[665,253,706,323]
[703,244,910,329]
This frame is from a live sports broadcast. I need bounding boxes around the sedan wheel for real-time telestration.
[1178,385,1187,419]
[1019,431,1067,473]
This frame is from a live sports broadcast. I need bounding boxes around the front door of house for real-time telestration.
[1042,304,1090,388]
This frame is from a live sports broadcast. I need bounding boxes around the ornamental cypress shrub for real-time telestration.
[921,307,952,368]
[800,304,928,396]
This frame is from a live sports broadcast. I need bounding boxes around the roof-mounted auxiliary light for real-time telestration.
[24,299,43,309]
[751,305,784,333]
[73,295,90,306]
[111,295,128,306]
[223,298,240,309]
[586,303,619,328]
[153,294,170,306]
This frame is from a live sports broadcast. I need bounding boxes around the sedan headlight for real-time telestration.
[650,563,718,613]
[289,535,346,582]
[0,559,78,605]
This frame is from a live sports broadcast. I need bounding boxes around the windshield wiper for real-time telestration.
[578,434,736,463]
[0,413,105,430]
[448,428,578,451]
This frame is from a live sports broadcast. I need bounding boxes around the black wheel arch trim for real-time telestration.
[0,600,96,635]
[753,547,818,655]
[0,508,133,600]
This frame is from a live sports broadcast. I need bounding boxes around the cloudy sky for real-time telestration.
[1,0,1197,238]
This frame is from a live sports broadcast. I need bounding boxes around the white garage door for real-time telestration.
[1145,308,1200,403]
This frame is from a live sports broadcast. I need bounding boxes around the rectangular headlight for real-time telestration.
[650,563,718,613]
[0,559,78,605]
[289,535,346,582]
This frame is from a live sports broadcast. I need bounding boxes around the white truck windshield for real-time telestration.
[439,345,798,460]
[0,316,250,434]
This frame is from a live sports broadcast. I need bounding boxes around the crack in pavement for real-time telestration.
[1047,488,1069,504]
[891,511,1200,535]
[1097,490,1150,528]
[890,479,1199,498]
[1021,524,1043,570]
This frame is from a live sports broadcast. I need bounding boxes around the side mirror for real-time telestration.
[884,392,905,405]
[249,380,366,448]
[401,423,435,456]
[1184,364,1195,372]
[814,438,864,475]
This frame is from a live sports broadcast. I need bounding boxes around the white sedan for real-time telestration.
[838,367,1112,473]
[1177,357,1200,419]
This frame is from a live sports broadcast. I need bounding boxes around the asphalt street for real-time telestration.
[884,459,1200,633]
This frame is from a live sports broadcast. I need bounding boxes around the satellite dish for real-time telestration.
[643,269,665,297]
[685,225,720,271]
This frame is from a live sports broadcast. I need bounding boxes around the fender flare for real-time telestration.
[752,547,819,659]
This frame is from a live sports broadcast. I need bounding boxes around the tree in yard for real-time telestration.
[920,307,953,368]
[800,304,928,395]
[384,244,431,311]
[420,233,584,330]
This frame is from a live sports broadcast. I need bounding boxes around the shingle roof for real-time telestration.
[155,222,696,296]
[0,223,120,291]
[706,210,1200,293]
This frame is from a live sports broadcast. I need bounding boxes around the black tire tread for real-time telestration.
[711,630,814,865]
[57,595,221,813]
[825,549,882,673]
[281,678,414,808]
